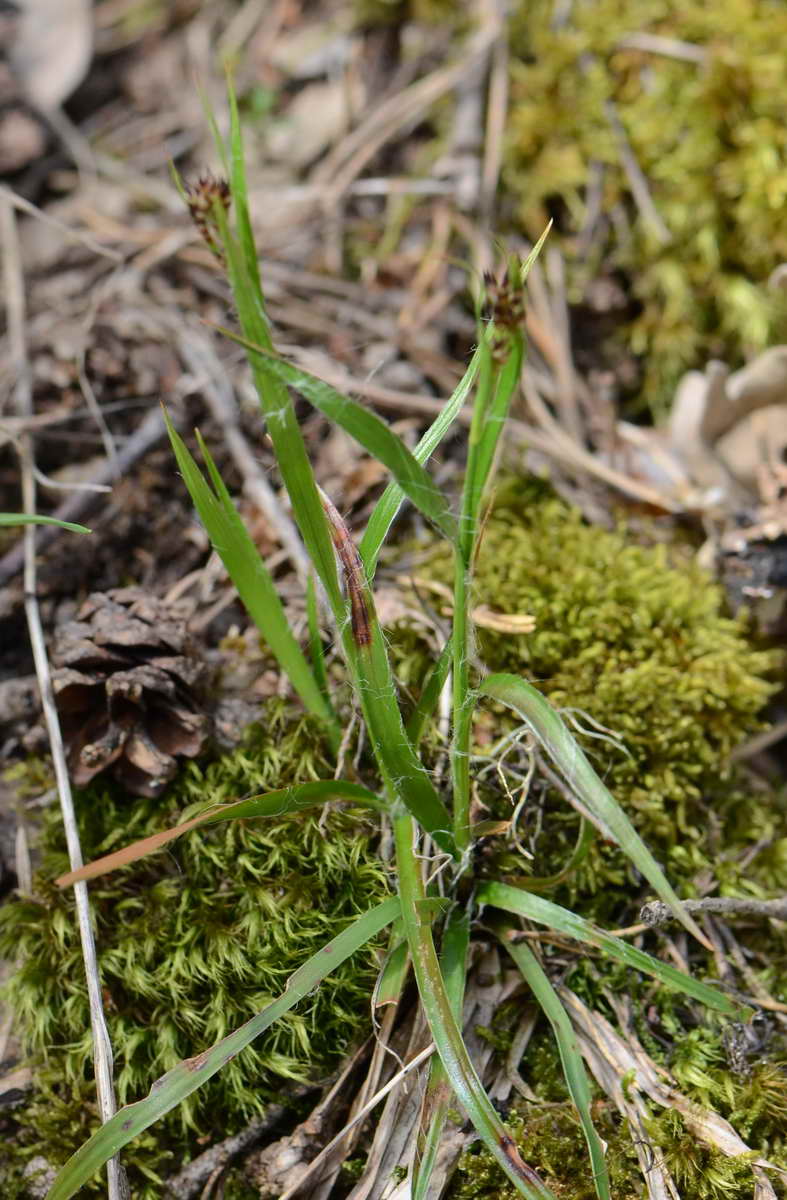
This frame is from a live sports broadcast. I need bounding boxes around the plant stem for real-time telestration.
[450,344,495,853]
[392,807,555,1200]
[451,550,472,853]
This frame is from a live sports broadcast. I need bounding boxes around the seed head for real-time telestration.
[185,171,231,263]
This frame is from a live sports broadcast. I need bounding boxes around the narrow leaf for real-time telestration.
[214,335,458,545]
[374,933,409,1009]
[164,411,334,727]
[0,513,90,532]
[212,205,344,616]
[504,938,610,1200]
[226,74,263,296]
[56,780,385,887]
[478,882,742,1017]
[360,345,483,575]
[478,673,712,949]
[45,898,401,1200]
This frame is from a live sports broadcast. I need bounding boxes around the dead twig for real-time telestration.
[0,183,122,262]
[641,896,787,927]
[1,195,127,1199]
[278,1044,435,1200]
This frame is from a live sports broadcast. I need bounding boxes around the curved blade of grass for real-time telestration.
[413,906,470,1200]
[477,881,742,1017]
[0,513,90,532]
[353,595,456,856]
[45,896,401,1200]
[518,818,595,893]
[359,344,483,576]
[164,411,335,729]
[478,673,712,949]
[393,808,557,1200]
[226,77,263,297]
[55,780,385,887]
[503,937,611,1200]
[217,337,458,545]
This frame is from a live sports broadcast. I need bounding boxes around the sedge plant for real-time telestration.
[46,93,747,1200]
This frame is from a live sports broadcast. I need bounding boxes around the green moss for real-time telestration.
[0,701,389,1197]
[448,1023,787,1200]
[448,1095,642,1199]
[503,0,787,412]
[418,479,780,906]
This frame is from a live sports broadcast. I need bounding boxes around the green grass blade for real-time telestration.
[478,674,711,947]
[393,809,557,1200]
[460,336,523,562]
[0,513,90,532]
[45,897,401,1200]
[211,207,344,617]
[164,411,334,727]
[477,882,743,1017]
[504,938,611,1200]
[56,780,386,887]
[521,818,595,893]
[355,600,455,855]
[413,907,470,1200]
[450,236,550,851]
[359,344,483,575]
[405,636,453,747]
[216,341,458,545]
[226,75,263,296]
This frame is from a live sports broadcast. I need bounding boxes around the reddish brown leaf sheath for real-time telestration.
[318,487,373,647]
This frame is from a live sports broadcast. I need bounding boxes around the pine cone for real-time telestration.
[52,588,209,797]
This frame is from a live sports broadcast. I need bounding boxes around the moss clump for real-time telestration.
[0,701,389,1196]
[420,479,780,903]
[447,1029,787,1200]
[504,0,787,411]
[448,1095,642,1199]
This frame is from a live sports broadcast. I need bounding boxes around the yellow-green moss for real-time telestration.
[0,701,389,1197]
[447,1092,643,1199]
[415,479,782,910]
[504,0,787,411]
[448,1034,787,1200]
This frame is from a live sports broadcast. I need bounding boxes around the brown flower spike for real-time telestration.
[185,171,231,263]
[483,262,526,362]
